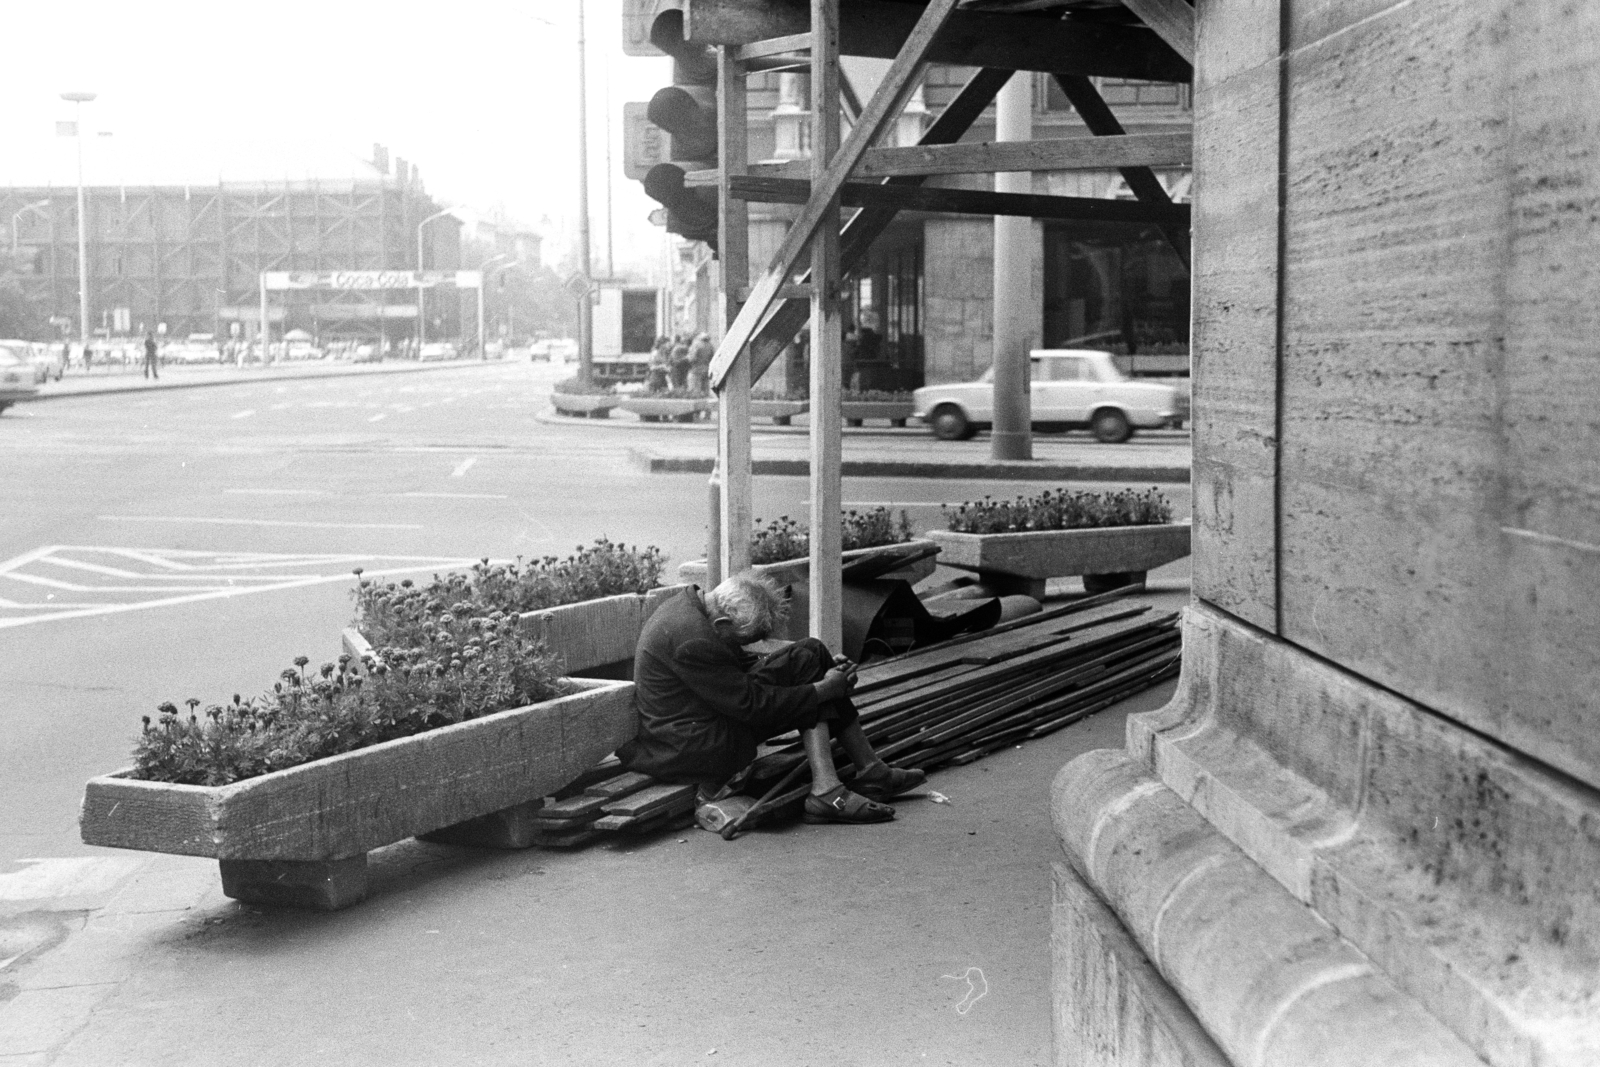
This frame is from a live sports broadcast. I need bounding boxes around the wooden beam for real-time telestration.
[708,0,961,389]
[742,66,1013,384]
[681,0,1193,82]
[732,32,810,62]
[728,175,1194,226]
[1051,73,1190,269]
[715,47,752,581]
[692,133,1191,184]
[1118,0,1195,64]
[809,0,843,651]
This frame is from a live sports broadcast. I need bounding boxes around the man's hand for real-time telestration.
[815,665,857,703]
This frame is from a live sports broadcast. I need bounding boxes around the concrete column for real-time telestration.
[990,72,1034,461]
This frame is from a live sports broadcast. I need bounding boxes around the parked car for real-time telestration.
[546,338,578,362]
[352,343,382,363]
[418,342,458,362]
[20,341,67,382]
[0,343,41,413]
[911,349,1188,444]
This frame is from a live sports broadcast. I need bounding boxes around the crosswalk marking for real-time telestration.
[0,546,479,629]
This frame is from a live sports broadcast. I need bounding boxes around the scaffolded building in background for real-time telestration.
[634,0,1192,647]
[0,160,464,345]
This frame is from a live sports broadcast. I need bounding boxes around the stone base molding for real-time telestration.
[1052,603,1600,1067]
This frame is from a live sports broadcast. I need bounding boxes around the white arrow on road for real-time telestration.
[0,546,482,629]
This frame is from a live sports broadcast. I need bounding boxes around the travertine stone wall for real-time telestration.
[1053,2,1600,1064]
[1270,2,1600,786]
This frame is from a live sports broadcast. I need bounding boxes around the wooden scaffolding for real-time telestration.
[656,0,1195,647]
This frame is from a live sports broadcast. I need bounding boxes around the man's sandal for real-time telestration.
[852,764,927,801]
[802,785,895,824]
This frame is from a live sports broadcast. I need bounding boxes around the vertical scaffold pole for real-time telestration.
[716,47,753,585]
[808,0,844,649]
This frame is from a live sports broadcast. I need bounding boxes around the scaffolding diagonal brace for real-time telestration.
[708,0,961,390]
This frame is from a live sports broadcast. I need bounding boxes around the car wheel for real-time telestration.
[1090,408,1133,444]
[929,404,973,441]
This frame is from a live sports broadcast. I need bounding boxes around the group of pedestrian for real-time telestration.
[647,331,715,394]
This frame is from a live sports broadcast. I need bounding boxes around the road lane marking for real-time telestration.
[231,409,256,419]
[387,492,507,500]
[367,412,387,422]
[450,456,478,477]
[97,518,425,531]
[224,488,329,496]
[0,547,483,629]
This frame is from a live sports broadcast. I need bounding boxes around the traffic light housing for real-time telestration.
[643,164,719,252]
[637,6,720,251]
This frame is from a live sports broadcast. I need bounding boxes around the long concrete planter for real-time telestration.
[750,399,808,426]
[927,521,1191,598]
[78,677,637,910]
[677,539,940,589]
[618,396,712,422]
[550,392,619,417]
[840,399,914,427]
[343,584,688,679]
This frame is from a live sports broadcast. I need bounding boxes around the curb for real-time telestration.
[629,449,1190,483]
[29,359,503,402]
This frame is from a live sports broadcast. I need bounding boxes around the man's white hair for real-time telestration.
[706,572,789,642]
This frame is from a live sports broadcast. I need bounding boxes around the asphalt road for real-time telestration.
[0,359,1190,868]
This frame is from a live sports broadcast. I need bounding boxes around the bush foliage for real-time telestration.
[132,608,566,786]
[943,488,1172,534]
[749,507,916,565]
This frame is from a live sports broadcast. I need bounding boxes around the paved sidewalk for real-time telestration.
[29,357,503,402]
[538,409,1191,483]
[0,583,1189,1067]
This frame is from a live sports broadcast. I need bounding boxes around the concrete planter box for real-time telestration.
[677,539,940,590]
[619,396,712,422]
[78,677,637,910]
[551,392,619,418]
[840,399,914,427]
[927,521,1191,598]
[343,585,688,679]
[750,399,808,426]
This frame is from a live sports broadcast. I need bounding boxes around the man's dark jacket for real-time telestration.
[616,587,819,783]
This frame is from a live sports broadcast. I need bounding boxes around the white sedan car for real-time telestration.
[0,342,41,414]
[912,349,1187,443]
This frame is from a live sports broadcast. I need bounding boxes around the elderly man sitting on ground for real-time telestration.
[616,573,924,824]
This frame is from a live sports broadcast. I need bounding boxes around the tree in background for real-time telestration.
[0,248,50,339]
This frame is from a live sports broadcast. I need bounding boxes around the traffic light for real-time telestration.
[636,7,720,251]
[643,164,719,251]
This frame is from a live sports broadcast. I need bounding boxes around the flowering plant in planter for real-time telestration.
[841,389,914,402]
[354,540,666,650]
[132,609,565,786]
[750,506,916,565]
[551,377,615,396]
[943,488,1172,534]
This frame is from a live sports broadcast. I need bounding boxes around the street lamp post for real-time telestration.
[417,207,456,354]
[576,1,594,386]
[61,92,96,348]
[478,253,513,359]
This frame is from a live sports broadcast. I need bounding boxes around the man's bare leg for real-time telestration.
[803,721,844,795]
[835,719,885,778]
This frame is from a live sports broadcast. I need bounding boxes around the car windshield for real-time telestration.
[0,344,27,365]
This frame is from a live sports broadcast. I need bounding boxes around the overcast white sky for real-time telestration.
[0,0,671,272]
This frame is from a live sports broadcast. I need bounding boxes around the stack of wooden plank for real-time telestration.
[520,767,698,847]
[853,593,1181,770]
[712,590,1181,838]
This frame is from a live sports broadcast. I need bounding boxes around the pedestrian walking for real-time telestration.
[687,332,714,394]
[81,341,92,373]
[669,337,692,391]
[142,333,159,380]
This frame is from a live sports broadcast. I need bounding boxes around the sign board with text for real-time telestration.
[623,102,669,180]
[262,270,482,291]
[622,0,665,56]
